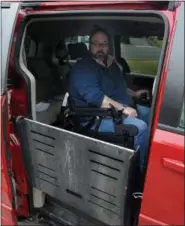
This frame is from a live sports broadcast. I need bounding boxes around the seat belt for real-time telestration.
[22,45,27,67]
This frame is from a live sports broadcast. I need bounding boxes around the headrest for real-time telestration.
[68,42,88,60]
[41,41,68,66]
[55,40,68,60]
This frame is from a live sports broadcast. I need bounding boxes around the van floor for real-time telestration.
[18,196,103,226]
[18,216,48,226]
[18,193,141,226]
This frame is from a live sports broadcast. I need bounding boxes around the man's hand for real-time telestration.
[123,107,138,117]
[135,89,149,99]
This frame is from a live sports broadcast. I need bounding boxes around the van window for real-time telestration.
[120,36,163,75]
[179,101,185,129]
[66,35,89,46]
[159,3,184,129]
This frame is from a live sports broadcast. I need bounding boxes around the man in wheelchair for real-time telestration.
[67,27,148,170]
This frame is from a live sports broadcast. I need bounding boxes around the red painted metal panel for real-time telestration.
[140,130,184,225]
[1,95,17,226]
[139,6,184,225]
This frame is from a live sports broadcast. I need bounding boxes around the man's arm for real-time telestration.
[101,95,125,110]
[74,67,125,110]
[101,95,137,117]
[127,88,136,98]
[128,88,149,99]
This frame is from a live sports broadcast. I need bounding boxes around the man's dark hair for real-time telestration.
[89,26,111,44]
[89,26,114,55]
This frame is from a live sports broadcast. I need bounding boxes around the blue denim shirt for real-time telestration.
[68,55,133,109]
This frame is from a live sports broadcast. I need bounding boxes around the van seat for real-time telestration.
[68,42,88,66]
[27,57,53,102]
[27,56,65,124]
[36,95,65,125]
[51,40,71,94]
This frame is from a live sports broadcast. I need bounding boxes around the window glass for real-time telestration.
[120,36,163,75]
[179,100,185,129]
[65,36,89,47]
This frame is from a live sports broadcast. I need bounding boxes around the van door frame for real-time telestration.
[15,9,169,121]
[1,2,22,224]
[139,2,184,225]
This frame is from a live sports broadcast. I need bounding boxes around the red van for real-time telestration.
[1,1,184,225]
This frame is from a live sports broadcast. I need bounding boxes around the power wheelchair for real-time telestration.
[57,95,142,225]
[58,95,139,150]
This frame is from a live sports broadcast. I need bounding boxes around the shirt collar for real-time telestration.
[93,55,114,68]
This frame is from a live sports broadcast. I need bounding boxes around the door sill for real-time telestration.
[40,196,105,226]
[18,215,48,226]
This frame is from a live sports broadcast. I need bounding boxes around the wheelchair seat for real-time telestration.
[58,96,138,149]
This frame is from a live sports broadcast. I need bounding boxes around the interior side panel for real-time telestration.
[125,74,154,91]
[16,118,136,225]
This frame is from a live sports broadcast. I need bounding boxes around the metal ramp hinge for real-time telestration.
[132,192,143,199]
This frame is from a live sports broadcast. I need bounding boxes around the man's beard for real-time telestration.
[91,51,108,63]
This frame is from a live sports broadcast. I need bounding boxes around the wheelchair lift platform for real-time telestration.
[16,117,138,225]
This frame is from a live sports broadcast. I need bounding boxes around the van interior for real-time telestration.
[8,10,167,226]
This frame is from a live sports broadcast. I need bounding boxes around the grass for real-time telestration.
[148,37,163,48]
[127,59,158,75]
[154,40,163,48]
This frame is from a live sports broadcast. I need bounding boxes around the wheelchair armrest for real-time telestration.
[67,107,114,118]
[63,104,139,138]
[67,96,122,118]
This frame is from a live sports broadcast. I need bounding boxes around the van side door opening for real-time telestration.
[2,0,183,224]
[13,11,167,225]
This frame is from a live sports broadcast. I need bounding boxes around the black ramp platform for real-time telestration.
[17,118,136,225]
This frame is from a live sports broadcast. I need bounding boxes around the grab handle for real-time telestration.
[162,158,184,174]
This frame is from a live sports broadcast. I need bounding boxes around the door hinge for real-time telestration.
[168,1,181,11]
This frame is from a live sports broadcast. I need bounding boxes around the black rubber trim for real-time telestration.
[1,2,11,8]
[20,1,173,10]
[159,3,184,127]
[158,123,184,136]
